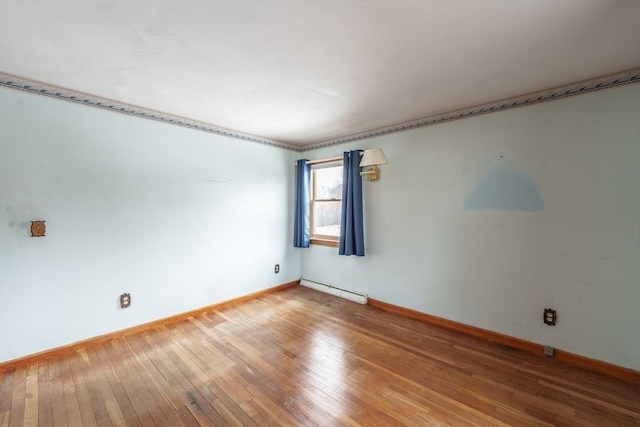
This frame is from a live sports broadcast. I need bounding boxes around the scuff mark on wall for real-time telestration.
[3,204,45,236]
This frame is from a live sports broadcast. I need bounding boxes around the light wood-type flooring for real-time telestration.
[1,286,639,426]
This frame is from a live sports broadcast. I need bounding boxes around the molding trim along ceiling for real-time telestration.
[0,73,296,151]
[2,69,639,152]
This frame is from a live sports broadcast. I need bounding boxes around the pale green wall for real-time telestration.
[2,83,638,371]
[301,85,640,370]
[0,87,300,363]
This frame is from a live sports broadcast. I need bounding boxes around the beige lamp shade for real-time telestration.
[359,149,389,167]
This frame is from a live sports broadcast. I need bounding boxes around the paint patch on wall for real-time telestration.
[464,167,544,211]
[202,176,233,184]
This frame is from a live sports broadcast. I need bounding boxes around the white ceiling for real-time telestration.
[1,1,639,148]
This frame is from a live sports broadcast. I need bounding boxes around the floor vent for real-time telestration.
[300,279,368,305]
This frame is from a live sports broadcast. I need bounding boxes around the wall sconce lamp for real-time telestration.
[359,149,388,181]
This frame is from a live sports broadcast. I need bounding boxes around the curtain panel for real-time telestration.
[339,150,365,256]
[293,159,311,248]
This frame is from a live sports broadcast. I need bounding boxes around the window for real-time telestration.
[310,160,343,247]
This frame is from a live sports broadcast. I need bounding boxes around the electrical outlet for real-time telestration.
[274,264,280,274]
[544,345,554,357]
[120,293,131,308]
[543,308,557,325]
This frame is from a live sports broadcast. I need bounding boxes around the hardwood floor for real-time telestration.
[1,286,639,426]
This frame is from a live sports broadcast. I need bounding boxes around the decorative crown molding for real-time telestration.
[301,68,640,151]
[0,73,299,151]
[2,69,638,152]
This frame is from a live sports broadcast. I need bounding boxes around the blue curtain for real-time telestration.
[339,150,365,256]
[293,159,311,248]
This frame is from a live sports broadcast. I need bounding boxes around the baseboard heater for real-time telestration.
[300,278,368,305]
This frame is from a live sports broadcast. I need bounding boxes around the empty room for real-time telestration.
[1,1,639,425]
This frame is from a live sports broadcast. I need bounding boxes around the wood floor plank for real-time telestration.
[59,357,83,427]
[165,335,244,426]
[0,370,14,417]
[122,333,187,427]
[134,331,206,427]
[140,327,230,426]
[8,367,26,427]
[101,340,150,426]
[22,364,38,427]
[83,347,127,427]
[93,345,141,426]
[36,361,53,426]
[109,338,170,425]
[171,331,259,426]
[1,286,639,426]
[47,357,68,426]
[68,352,100,427]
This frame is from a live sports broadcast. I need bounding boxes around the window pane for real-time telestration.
[313,201,341,237]
[315,167,343,200]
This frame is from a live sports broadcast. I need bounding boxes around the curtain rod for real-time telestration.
[294,153,366,166]
[307,156,343,164]
[293,156,343,166]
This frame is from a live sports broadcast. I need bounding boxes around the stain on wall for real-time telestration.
[464,166,544,211]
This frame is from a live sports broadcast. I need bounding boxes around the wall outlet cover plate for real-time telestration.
[544,345,554,357]
[544,308,557,325]
[31,220,46,237]
[120,293,131,308]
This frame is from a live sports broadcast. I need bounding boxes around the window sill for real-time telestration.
[310,238,339,248]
